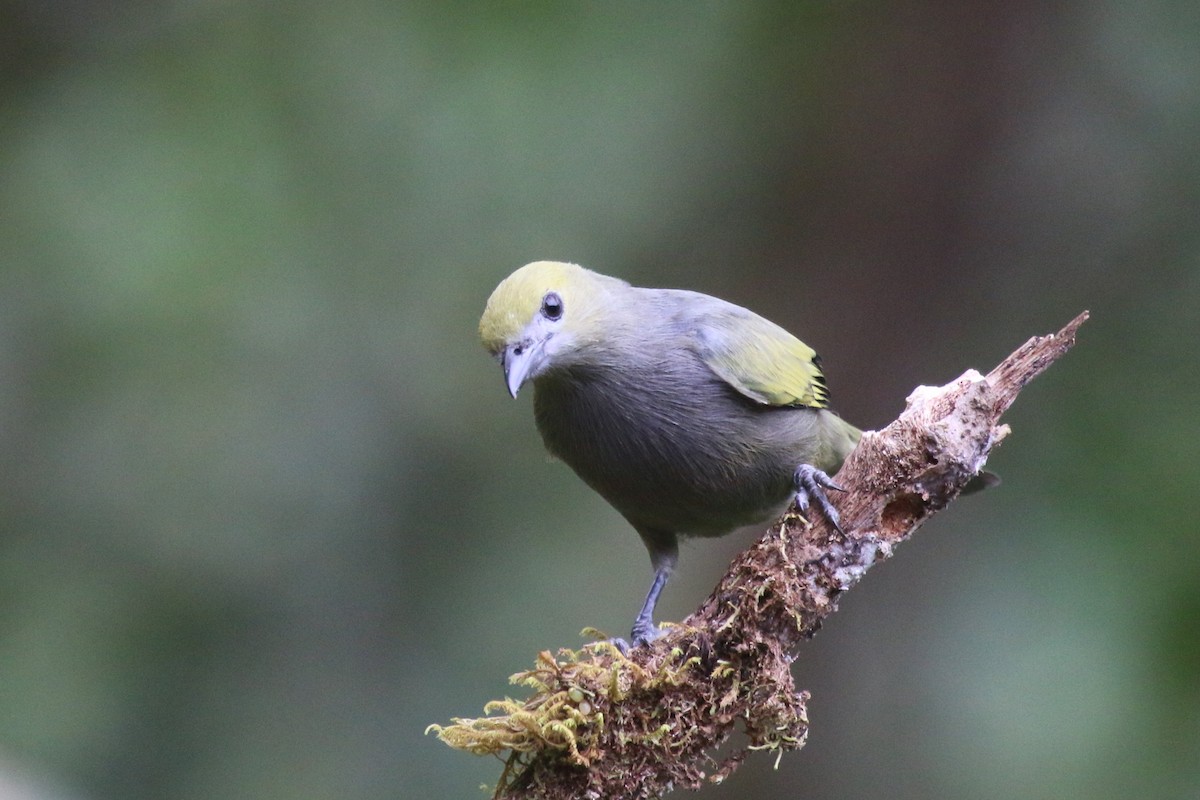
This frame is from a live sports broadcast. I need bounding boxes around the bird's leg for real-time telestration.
[619,530,679,649]
[793,463,846,533]
[629,566,671,647]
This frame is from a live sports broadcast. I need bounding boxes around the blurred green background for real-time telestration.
[2,2,1197,799]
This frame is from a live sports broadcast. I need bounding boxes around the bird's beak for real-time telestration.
[501,337,549,398]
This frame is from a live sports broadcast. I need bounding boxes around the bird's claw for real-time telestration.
[629,618,666,649]
[606,637,632,655]
[599,625,662,656]
[793,463,845,533]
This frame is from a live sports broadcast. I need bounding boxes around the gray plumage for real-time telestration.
[480,261,861,646]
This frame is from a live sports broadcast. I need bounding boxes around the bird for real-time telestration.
[478,260,872,647]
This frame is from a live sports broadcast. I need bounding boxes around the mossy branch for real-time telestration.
[429,311,1089,799]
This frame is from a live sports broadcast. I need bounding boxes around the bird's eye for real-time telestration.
[541,292,563,321]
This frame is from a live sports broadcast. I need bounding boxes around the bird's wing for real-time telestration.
[692,303,830,409]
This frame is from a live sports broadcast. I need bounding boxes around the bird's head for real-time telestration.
[479,261,628,397]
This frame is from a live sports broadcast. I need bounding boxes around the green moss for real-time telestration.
[427,626,809,799]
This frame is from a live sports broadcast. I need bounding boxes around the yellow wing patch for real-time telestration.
[695,306,829,409]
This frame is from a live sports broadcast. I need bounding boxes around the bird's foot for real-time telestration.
[793,463,846,533]
[598,636,634,655]
[628,617,666,650]
[601,630,662,656]
[585,620,666,655]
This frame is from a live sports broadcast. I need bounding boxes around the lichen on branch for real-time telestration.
[429,312,1089,800]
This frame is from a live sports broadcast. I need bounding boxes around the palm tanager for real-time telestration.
[480,261,966,647]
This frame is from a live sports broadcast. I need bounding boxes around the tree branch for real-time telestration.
[429,311,1089,799]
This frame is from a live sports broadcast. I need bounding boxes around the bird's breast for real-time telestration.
[531,363,810,536]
